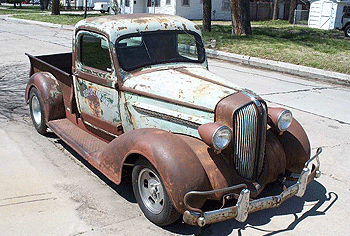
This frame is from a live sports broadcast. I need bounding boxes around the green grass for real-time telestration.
[2,7,349,74]
[12,13,104,25]
[202,21,350,74]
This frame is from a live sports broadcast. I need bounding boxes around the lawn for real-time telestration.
[202,21,350,74]
[2,7,349,74]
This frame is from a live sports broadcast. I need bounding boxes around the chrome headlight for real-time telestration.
[212,125,232,150]
[198,123,232,151]
[277,110,293,131]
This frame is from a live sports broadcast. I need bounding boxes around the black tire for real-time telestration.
[29,87,47,135]
[132,159,181,226]
[344,25,350,37]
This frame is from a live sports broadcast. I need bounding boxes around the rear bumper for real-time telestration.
[183,147,322,227]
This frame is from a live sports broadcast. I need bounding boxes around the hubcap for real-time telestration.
[138,168,165,214]
[31,95,42,126]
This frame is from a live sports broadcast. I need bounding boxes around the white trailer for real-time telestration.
[308,0,350,30]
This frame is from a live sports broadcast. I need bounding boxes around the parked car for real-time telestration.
[25,14,321,227]
[93,2,109,13]
[342,5,350,37]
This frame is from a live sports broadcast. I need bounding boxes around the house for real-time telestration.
[117,0,232,20]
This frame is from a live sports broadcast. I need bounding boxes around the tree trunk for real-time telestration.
[288,0,297,24]
[202,0,211,32]
[52,0,60,15]
[84,0,88,19]
[230,0,252,35]
[273,0,278,20]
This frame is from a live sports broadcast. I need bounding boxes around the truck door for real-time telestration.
[73,31,122,137]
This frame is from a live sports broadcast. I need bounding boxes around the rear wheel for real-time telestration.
[29,87,47,134]
[132,159,181,226]
[345,25,350,37]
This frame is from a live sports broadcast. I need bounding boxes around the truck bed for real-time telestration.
[26,52,72,79]
[26,52,75,115]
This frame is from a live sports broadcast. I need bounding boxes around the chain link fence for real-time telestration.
[294,10,309,25]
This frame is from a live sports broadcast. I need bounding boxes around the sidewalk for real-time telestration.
[1,14,349,86]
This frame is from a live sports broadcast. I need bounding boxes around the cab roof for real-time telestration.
[75,14,202,43]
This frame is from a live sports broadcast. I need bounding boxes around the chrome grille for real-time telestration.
[233,102,266,180]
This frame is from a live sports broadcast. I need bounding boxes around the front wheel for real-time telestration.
[344,25,350,37]
[132,159,181,226]
[29,87,47,134]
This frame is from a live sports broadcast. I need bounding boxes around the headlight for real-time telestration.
[277,110,293,131]
[212,125,232,150]
[198,123,232,151]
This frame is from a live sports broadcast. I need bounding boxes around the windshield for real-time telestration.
[116,31,205,71]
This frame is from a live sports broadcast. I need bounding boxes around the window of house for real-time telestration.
[166,0,171,5]
[222,0,230,11]
[80,34,112,72]
[182,0,189,6]
[125,0,130,7]
[147,0,160,7]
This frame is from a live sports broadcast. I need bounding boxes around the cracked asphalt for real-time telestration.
[1,17,350,235]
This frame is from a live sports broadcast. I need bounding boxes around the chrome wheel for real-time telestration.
[138,167,165,214]
[31,95,42,126]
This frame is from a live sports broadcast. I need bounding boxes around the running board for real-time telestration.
[48,118,108,164]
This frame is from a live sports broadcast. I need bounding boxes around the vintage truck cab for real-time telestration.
[25,14,321,227]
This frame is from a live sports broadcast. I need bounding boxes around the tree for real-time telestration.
[273,0,278,20]
[111,0,121,14]
[52,0,60,15]
[230,0,252,35]
[202,0,211,32]
[288,0,297,24]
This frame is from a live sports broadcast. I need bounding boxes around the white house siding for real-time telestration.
[175,0,231,20]
[153,0,176,14]
[113,0,231,20]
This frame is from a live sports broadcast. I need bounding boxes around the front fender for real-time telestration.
[25,72,65,122]
[268,107,310,173]
[98,128,212,213]
[279,118,311,173]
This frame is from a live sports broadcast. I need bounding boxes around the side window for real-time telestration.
[177,33,198,60]
[80,34,112,72]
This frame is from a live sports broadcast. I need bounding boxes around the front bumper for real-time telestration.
[183,147,322,227]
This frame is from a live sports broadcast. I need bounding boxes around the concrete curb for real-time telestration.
[2,15,349,85]
[1,15,74,30]
[206,49,350,86]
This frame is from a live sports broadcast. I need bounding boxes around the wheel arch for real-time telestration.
[25,72,66,123]
[268,107,310,174]
[98,128,212,213]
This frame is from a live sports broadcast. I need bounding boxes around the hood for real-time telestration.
[123,65,242,112]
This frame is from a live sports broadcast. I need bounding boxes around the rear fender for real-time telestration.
[98,128,213,213]
[25,72,66,122]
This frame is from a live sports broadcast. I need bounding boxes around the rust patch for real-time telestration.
[118,26,128,31]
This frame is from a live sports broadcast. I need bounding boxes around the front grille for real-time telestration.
[233,102,267,180]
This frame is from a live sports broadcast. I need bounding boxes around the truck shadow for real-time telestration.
[168,181,337,236]
[51,134,336,236]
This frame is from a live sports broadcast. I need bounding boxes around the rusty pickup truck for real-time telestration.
[25,14,321,227]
